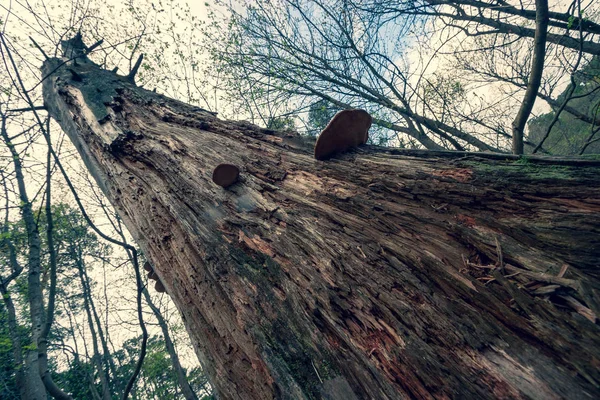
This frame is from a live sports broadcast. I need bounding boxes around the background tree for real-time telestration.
[511,0,549,154]
[204,0,599,153]
[528,56,600,154]
[0,188,210,399]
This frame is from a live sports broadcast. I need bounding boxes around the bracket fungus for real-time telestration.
[314,109,372,160]
[212,164,240,188]
[155,280,166,293]
[144,266,166,293]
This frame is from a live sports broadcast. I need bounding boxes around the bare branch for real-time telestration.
[127,53,144,83]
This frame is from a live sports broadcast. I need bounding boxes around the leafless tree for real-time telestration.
[206,0,598,153]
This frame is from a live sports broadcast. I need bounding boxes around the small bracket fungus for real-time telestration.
[314,109,372,160]
[212,164,240,188]
[143,261,152,272]
[155,280,166,293]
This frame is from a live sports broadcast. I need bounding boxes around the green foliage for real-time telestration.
[1,202,210,398]
[52,358,95,399]
[527,56,600,155]
[113,335,211,399]
[267,116,296,131]
[22,342,37,351]
[307,100,339,136]
[0,204,108,395]
[0,301,29,399]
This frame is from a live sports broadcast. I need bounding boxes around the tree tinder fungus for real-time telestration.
[155,280,166,293]
[212,164,240,188]
[314,109,372,160]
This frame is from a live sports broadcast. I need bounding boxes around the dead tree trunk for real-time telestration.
[42,39,600,399]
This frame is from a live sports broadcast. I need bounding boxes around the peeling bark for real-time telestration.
[42,45,600,399]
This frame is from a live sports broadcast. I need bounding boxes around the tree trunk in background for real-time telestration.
[75,246,112,400]
[2,114,56,400]
[42,40,600,399]
[511,0,549,154]
[143,287,199,400]
[0,284,27,399]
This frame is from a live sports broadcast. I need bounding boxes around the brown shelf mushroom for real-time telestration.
[148,270,158,280]
[155,280,166,293]
[212,164,240,188]
[143,261,152,272]
[314,109,372,160]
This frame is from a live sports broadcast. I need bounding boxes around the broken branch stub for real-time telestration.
[314,109,372,160]
[212,164,240,188]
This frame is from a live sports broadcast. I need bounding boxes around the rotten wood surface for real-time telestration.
[42,48,600,399]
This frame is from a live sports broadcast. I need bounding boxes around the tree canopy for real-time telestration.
[204,0,599,154]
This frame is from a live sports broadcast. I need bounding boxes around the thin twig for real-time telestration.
[494,237,504,273]
[559,295,597,323]
[311,360,323,384]
[29,36,49,60]
[7,105,47,113]
[504,264,580,290]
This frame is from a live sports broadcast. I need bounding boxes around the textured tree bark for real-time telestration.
[42,41,600,399]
